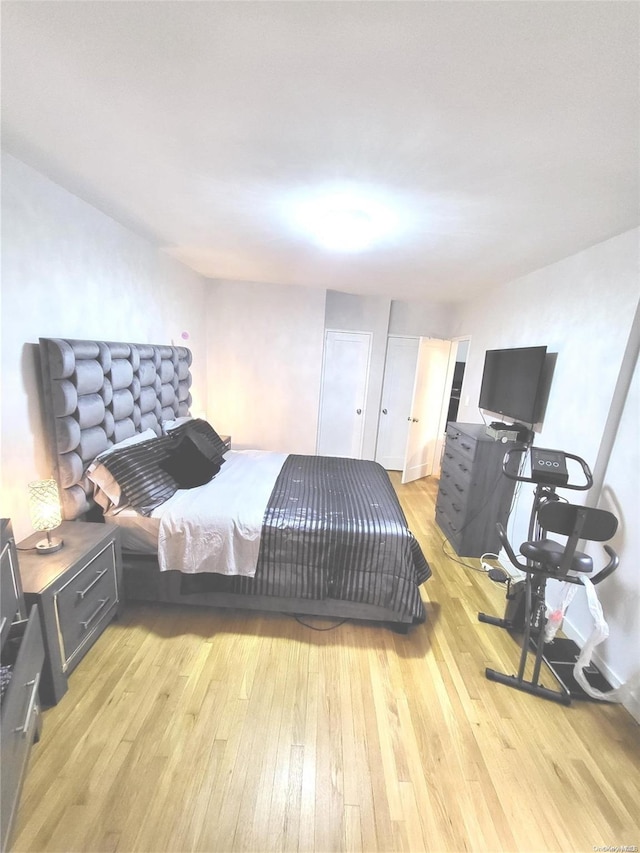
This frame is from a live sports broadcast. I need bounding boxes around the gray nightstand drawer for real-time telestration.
[54,541,119,669]
[1,541,20,647]
[0,605,44,850]
[20,522,123,707]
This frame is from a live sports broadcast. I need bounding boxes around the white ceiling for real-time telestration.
[2,1,639,304]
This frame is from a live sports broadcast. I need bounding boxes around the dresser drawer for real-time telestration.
[445,424,479,465]
[1,541,20,647]
[436,487,467,528]
[440,445,473,485]
[436,469,470,515]
[54,541,119,669]
[436,423,517,558]
[1,605,44,849]
[441,445,474,484]
[434,506,463,554]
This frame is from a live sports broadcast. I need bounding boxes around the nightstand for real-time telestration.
[17,522,123,707]
[1,519,45,851]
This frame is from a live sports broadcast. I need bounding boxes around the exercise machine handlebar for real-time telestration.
[501,446,593,491]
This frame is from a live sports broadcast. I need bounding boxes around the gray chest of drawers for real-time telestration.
[1,519,45,851]
[17,521,123,707]
[435,423,518,558]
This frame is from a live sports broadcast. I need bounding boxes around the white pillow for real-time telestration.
[162,415,192,435]
[87,428,158,508]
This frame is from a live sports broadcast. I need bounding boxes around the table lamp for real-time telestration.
[28,479,64,554]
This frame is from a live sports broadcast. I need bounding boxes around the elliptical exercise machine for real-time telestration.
[479,446,619,705]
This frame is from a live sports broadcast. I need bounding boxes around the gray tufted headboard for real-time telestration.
[38,338,193,520]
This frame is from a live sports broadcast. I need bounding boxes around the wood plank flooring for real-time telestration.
[9,475,640,852]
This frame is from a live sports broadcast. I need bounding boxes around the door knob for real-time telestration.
[356,408,362,415]
[382,408,388,415]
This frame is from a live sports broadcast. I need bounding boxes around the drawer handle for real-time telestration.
[81,597,110,631]
[460,442,471,451]
[455,484,464,493]
[460,465,469,473]
[77,568,109,600]
[440,488,448,497]
[15,673,40,737]
[452,502,461,513]
[445,453,454,460]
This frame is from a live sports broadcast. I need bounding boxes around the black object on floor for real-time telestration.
[539,636,614,700]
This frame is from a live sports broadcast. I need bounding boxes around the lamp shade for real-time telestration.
[28,479,62,532]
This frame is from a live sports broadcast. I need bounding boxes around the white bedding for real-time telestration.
[122,449,285,576]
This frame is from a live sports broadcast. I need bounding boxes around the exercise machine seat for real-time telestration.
[520,539,593,575]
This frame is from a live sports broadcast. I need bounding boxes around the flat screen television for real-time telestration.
[478,345,547,425]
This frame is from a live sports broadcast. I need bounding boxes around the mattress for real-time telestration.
[106,505,160,554]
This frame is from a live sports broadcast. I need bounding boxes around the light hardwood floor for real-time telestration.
[10,475,640,853]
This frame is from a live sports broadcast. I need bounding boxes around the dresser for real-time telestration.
[18,521,123,707]
[1,519,45,851]
[435,423,519,557]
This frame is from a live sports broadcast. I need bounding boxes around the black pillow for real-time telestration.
[160,432,221,489]
[168,418,228,462]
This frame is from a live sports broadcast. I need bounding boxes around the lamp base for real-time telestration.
[35,536,64,555]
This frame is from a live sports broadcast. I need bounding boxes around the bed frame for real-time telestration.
[38,337,418,629]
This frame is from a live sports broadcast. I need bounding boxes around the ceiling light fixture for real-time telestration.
[285,187,401,253]
[314,207,374,252]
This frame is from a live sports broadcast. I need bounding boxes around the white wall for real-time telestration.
[590,329,639,717]
[0,153,208,539]
[388,299,454,338]
[451,228,640,713]
[205,280,326,453]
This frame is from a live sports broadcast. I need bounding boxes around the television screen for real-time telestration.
[478,346,547,424]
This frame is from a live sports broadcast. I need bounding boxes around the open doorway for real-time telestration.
[446,338,470,424]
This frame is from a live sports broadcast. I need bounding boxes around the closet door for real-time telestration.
[375,336,419,470]
[316,330,372,458]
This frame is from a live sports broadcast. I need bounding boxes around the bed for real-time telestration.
[37,337,431,631]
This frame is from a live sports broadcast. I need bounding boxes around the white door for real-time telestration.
[402,338,453,483]
[375,336,420,469]
[317,330,372,458]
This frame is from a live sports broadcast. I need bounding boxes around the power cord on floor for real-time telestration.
[292,614,349,631]
[480,551,500,572]
[440,536,486,573]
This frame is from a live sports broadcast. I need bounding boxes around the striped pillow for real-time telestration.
[99,435,178,515]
